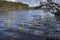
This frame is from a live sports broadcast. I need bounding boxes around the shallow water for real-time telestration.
[0,10,60,40]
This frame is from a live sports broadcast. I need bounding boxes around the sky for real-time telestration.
[6,0,60,7]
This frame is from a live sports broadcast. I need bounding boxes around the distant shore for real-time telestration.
[0,1,29,11]
[0,1,60,11]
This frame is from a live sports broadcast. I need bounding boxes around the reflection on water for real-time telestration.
[0,10,60,40]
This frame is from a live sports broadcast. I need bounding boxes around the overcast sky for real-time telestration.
[6,0,60,7]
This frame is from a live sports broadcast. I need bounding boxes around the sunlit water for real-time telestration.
[0,10,60,40]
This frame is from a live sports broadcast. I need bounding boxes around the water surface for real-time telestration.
[0,10,60,40]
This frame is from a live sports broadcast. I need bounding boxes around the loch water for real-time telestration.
[0,10,60,40]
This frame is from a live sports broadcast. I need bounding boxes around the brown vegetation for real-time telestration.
[0,1,29,11]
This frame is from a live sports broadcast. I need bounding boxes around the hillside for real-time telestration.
[0,1,29,11]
